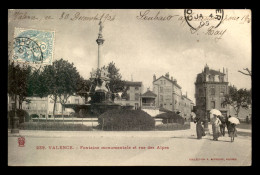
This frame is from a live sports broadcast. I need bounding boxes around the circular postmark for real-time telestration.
[13,37,43,63]
[184,9,224,30]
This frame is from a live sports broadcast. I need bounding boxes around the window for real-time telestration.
[210,87,215,96]
[135,93,139,101]
[160,87,164,93]
[164,80,166,85]
[55,105,59,111]
[160,80,163,84]
[41,104,46,110]
[210,101,215,109]
[221,98,226,108]
[75,99,79,104]
[160,95,163,102]
[220,86,225,96]
[134,103,139,110]
[199,88,204,96]
[219,76,224,82]
[135,87,139,91]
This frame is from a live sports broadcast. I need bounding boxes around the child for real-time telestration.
[228,123,237,142]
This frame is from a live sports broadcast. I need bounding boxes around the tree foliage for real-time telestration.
[41,59,81,117]
[8,62,31,109]
[106,62,124,100]
[222,85,251,117]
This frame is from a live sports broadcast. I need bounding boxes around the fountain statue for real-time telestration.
[63,21,121,117]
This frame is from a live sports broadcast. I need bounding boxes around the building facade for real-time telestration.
[114,81,143,109]
[152,73,193,118]
[21,95,85,118]
[195,64,229,120]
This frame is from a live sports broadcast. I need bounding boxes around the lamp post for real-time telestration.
[204,85,208,131]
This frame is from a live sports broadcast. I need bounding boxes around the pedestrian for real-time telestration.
[219,116,227,136]
[246,116,249,124]
[228,123,237,142]
[211,114,221,141]
[194,117,205,139]
[226,115,231,136]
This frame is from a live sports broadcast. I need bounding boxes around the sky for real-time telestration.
[8,9,252,103]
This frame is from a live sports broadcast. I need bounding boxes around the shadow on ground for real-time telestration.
[236,131,251,137]
[171,135,233,143]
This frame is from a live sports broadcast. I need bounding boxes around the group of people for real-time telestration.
[194,115,237,142]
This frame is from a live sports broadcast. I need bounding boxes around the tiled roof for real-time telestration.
[209,69,225,76]
[142,90,157,98]
[124,81,142,87]
[153,76,182,89]
[197,69,225,76]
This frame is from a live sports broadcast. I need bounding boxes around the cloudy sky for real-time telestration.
[8,9,251,103]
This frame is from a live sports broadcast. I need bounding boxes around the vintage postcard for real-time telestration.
[8,9,252,166]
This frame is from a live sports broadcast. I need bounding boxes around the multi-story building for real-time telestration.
[21,95,85,118]
[114,81,143,109]
[195,64,229,120]
[152,73,193,118]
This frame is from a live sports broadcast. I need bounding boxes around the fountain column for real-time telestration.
[96,21,105,69]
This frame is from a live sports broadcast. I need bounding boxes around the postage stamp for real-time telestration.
[12,28,55,65]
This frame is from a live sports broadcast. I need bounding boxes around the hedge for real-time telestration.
[98,109,155,131]
[30,114,39,119]
[8,109,29,124]
[155,112,185,125]
[19,122,93,131]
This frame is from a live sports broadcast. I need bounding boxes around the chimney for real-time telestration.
[204,64,209,74]
[171,76,173,81]
[153,74,156,81]
[223,67,225,74]
[186,91,187,97]
[165,72,169,78]
[226,68,228,82]
[147,87,150,91]
[131,74,133,81]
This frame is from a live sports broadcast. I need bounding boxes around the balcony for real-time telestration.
[141,103,157,109]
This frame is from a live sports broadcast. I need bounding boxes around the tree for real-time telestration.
[106,62,124,101]
[222,85,251,117]
[8,62,31,110]
[76,76,92,101]
[41,59,81,121]
[238,68,251,76]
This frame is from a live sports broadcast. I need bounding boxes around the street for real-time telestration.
[8,122,251,166]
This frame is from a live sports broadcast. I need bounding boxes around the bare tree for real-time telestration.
[238,68,251,76]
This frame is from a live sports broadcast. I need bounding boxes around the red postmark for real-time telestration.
[18,136,25,147]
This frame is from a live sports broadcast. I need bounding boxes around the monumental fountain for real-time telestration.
[63,21,121,117]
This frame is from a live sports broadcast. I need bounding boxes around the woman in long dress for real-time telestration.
[211,114,221,141]
[194,117,205,139]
